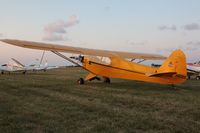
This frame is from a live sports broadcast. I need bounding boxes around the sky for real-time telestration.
[0,0,200,66]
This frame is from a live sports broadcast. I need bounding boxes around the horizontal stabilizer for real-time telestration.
[147,50,187,81]
[146,72,176,77]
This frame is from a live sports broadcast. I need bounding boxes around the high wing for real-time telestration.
[0,39,166,60]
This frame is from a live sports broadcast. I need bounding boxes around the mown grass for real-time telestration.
[0,67,200,133]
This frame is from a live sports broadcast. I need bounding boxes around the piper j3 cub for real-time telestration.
[1,39,187,85]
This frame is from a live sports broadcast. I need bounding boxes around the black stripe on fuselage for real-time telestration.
[88,61,146,75]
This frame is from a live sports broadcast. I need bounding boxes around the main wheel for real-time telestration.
[103,77,110,83]
[77,78,84,85]
[23,71,26,75]
[1,71,4,75]
[196,76,200,80]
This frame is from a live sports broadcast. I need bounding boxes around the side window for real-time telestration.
[101,57,111,65]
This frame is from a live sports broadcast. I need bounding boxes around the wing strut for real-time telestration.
[39,51,45,66]
[52,51,96,78]
[137,59,145,64]
[51,51,82,67]
[11,58,25,67]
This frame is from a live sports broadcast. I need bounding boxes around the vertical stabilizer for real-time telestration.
[157,50,187,77]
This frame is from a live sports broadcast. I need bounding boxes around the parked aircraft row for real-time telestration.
[0,51,58,74]
[187,61,200,80]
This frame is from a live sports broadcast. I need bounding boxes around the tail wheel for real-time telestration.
[103,77,110,83]
[77,78,84,85]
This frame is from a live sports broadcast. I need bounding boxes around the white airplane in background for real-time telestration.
[27,59,58,71]
[28,51,59,71]
[151,61,200,80]
[0,51,58,74]
[187,61,200,80]
[1,59,25,74]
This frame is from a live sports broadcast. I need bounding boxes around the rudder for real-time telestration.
[157,49,187,78]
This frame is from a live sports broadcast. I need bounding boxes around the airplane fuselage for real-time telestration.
[82,50,187,84]
[187,63,200,72]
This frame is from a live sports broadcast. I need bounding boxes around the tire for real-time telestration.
[196,76,200,80]
[78,78,84,85]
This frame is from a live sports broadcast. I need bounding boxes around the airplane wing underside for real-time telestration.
[0,39,166,60]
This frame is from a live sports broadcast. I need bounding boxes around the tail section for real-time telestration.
[149,50,187,83]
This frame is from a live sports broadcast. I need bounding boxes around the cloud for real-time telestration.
[104,6,111,11]
[181,42,200,52]
[158,25,177,31]
[43,33,64,41]
[156,41,200,54]
[156,43,199,54]
[186,41,200,46]
[184,47,198,51]
[127,40,146,46]
[156,48,175,53]
[183,23,200,31]
[43,15,79,41]
[44,20,67,34]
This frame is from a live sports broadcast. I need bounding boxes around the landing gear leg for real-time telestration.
[77,78,85,85]
[85,73,101,82]
[103,77,110,83]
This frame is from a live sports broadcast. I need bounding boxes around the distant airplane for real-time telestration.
[1,39,187,85]
[1,59,25,74]
[152,61,200,80]
[0,51,58,74]
[187,61,200,80]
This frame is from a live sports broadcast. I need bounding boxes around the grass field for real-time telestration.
[0,67,200,133]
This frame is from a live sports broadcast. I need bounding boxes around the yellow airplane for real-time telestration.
[0,39,187,85]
